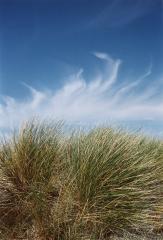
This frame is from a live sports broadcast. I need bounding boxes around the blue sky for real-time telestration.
[0,0,163,136]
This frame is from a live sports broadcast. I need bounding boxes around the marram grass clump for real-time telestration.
[0,121,162,239]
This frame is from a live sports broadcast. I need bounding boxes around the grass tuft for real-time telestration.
[0,121,162,239]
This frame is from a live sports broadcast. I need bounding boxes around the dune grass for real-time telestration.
[0,121,162,239]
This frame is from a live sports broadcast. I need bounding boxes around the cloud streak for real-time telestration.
[88,0,160,28]
[0,52,163,131]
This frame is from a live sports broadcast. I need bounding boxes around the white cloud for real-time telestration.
[0,52,163,131]
[88,0,159,29]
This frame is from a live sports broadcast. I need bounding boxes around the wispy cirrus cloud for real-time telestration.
[0,51,163,132]
[88,0,160,28]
